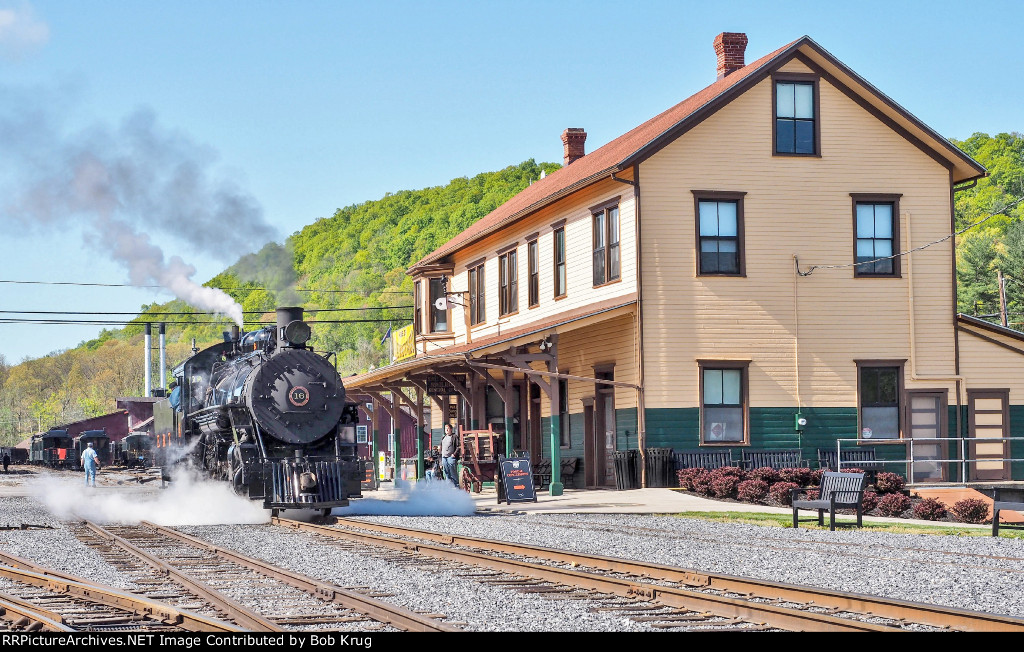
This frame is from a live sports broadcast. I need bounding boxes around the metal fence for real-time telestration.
[835,437,1024,483]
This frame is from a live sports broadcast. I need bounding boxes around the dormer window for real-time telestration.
[773,73,819,156]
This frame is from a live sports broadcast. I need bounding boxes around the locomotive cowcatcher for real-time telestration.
[152,307,362,515]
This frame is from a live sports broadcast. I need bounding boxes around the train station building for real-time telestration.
[344,33,1024,491]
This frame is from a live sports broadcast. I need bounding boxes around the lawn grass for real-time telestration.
[667,510,1024,538]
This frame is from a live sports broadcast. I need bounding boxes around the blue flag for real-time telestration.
[380,324,392,345]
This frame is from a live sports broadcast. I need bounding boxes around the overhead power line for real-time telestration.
[0,307,413,316]
[795,195,1024,277]
[0,318,408,326]
[0,279,410,294]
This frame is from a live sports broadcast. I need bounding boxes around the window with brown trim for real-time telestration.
[414,280,422,335]
[693,191,745,276]
[853,194,901,277]
[699,361,748,444]
[592,204,620,286]
[773,73,819,156]
[428,277,449,333]
[528,239,539,307]
[857,363,903,440]
[559,376,570,448]
[499,249,518,316]
[468,263,485,326]
[553,227,567,298]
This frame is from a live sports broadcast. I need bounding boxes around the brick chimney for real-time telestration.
[714,32,748,79]
[561,128,586,165]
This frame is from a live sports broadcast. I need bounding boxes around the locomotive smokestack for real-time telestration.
[276,306,310,349]
[144,323,152,397]
[231,324,240,341]
[159,323,166,390]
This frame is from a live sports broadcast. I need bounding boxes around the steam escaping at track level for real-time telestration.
[30,471,269,526]
[330,479,477,517]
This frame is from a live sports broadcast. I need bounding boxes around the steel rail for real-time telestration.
[82,521,281,632]
[272,517,896,632]
[305,516,1024,632]
[0,561,243,632]
[139,520,459,632]
[0,593,75,632]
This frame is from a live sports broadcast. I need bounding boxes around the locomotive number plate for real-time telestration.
[288,386,310,407]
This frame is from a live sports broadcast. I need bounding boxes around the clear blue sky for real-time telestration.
[1,0,1021,362]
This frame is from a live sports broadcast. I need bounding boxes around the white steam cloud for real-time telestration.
[0,90,278,325]
[31,471,268,526]
[0,3,49,60]
[332,479,477,517]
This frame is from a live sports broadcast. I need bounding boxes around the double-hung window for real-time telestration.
[693,191,745,276]
[428,277,449,332]
[499,249,518,316]
[774,74,818,155]
[852,194,901,277]
[553,227,567,298]
[468,263,485,326]
[528,239,539,307]
[592,200,620,286]
[699,361,748,444]
[857,363,902,440]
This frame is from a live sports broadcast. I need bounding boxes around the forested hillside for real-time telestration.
[0,132,1020,448]
[0,160,559,445]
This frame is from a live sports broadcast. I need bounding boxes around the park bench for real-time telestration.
[533,457,579,490]
[742,449,805,470]
[671,449,736,471]
[792,471,866,531]
[817,447,882,483]
[992,489,1024,537]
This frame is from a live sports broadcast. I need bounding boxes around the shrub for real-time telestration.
[874,472,906,494]
[861,491,879,513]
[691,470,715,496]
[804,489,819,500]
[839,467,865,475]
[951,498,990,524]
[778,467,812,486]
[768,481,800,506]
[710,466,746,480]
[877,493,911,517]
[912,497,948,521]
[746,466,779,484]
[710,473,740,499]
[677,468,707,491]
[808,468,825,486]
[736,479,769,503]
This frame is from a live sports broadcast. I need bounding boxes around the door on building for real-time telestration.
[594,370,616,488]
[528,383,542,462]
[968,390,1011,481]
[905,390,947,483]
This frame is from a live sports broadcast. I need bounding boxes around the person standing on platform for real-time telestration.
[81,442,99,487]
[440,424,460,488]
[2,451,9,474]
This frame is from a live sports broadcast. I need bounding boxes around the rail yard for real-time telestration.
[3,466,1024,633]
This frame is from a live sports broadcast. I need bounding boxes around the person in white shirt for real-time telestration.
[81,442,99,487]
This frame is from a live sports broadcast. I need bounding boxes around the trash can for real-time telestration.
[613,450,641,490]
[645,448,673,488]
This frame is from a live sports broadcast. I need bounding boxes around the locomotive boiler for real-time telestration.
[152,307,362,514]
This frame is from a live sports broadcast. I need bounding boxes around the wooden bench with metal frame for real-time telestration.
[742,449,805,470]
[818,447,882,483]
[532,457,579,490]
[992,489,1024,537]
[792,471,867,531]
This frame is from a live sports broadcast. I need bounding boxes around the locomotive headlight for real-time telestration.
[283,320,312,346]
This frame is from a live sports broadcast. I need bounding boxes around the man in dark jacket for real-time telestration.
[440,424,459,487]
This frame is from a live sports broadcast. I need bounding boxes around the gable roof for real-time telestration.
[412,36,985,271]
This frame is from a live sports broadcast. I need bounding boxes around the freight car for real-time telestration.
[153,307,362,515]
[29,429,74,468]
[116,432,152,469]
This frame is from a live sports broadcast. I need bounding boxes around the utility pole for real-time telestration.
[998,269,1009,327]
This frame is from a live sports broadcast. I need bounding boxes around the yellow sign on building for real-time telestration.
[392,323,415,362]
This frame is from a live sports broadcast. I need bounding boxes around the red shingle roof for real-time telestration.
[411,39,800,269]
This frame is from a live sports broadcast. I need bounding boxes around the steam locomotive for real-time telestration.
[29,429,74,468]
[152,307,362,515]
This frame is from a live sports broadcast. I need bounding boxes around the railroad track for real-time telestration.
[0,552,239,632]
[271,516,1024,632]
[84,521,459,632]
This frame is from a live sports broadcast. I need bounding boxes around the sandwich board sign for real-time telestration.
[497,454,537,504]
